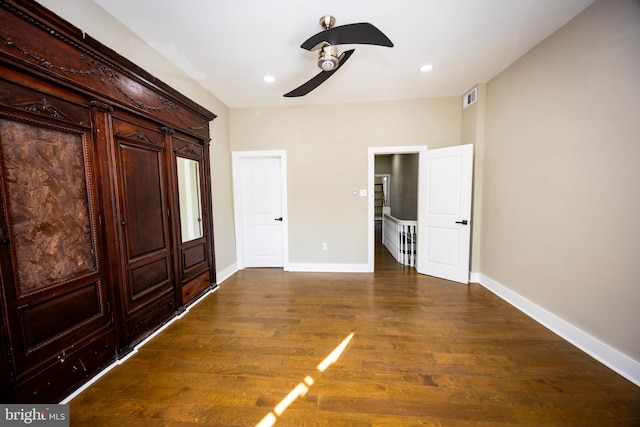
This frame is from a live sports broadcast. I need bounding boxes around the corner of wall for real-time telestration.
[478,273,640,387]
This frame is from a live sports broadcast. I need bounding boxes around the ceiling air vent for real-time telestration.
[463,87,477,109]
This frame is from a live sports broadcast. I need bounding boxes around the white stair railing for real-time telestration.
[382,213,417,267]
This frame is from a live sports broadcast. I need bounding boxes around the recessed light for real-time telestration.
[419,64,434,73]
[263,75,276,83]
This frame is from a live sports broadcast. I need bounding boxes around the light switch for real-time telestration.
[359,189,367,197]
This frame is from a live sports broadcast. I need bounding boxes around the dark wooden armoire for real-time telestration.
[0,0,217,403]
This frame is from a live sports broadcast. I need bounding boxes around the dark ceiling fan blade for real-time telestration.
[284,49,355,97]
[301,23,393,51]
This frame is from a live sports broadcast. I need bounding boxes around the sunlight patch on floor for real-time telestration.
[255,333,354,427]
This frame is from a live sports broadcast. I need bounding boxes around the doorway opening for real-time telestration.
[374,155,419,268]
[368,144,474,283]
[367,146,427,272]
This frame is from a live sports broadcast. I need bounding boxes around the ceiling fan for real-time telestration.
[283,15,394,98]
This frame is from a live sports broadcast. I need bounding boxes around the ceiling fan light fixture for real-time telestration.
[318,45,339,71]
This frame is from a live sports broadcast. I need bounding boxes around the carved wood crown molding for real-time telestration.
[161,126,175,136]
[174,145,200,157]
[115,130,162,147]
[0,1,214,135]
[13,97,72,122]
[89,100,114,112]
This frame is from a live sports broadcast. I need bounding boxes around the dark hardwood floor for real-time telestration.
[69,232,640,426]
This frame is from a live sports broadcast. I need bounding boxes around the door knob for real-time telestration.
[455,220,468,225]
[274,217,283,221]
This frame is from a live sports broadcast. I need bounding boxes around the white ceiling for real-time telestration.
[92,0,595,108]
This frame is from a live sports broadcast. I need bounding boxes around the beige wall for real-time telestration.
[37,0,237,276]
[230,99,461,265]
[374,155,392,175]
[462,84,487,274]
[389,154,419,220]
[482,0,640,360]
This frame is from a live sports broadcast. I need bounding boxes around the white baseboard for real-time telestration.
[287,263,372,273]
[217,261,372,276]
[216,262,239,284]
[478,273,640,387]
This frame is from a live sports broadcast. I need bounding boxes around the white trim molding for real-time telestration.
[216,262,239,285]
[478,273,640,387]
[287,263,370,273]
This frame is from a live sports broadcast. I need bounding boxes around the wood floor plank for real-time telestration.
[69,236,640,426]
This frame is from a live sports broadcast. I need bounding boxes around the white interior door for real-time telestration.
[416,144,473,283]
[236,155,286,268]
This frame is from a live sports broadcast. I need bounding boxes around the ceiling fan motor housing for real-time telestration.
[318,44,339,71]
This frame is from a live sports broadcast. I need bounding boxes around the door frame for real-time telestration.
[232,150,289,270]
[367,146,428,271]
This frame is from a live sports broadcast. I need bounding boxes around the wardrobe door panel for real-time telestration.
[0,100,115,402]
[183,243,206,270]
[111,112,175,344]
[120,143,167,258]
[1,120,96,296]
[20,282,102,349]
[129,257,171,297]
[170,132,214,305]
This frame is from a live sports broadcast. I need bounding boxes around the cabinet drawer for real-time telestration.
[125,293,176,344]
[182,271,210,305]
[15,330,116,403]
